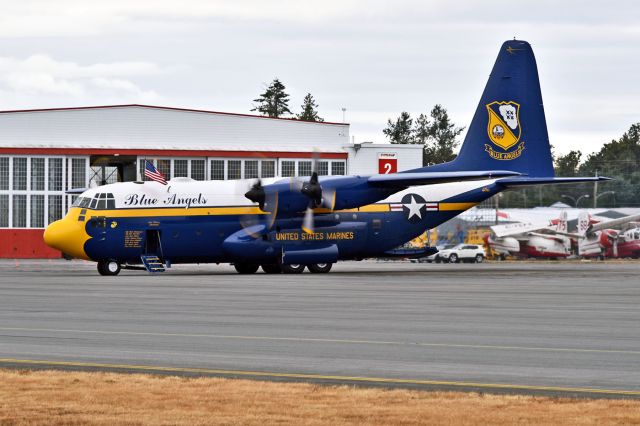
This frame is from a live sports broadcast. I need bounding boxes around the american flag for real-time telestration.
[144,160,167,185]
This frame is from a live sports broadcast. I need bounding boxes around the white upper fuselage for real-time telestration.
[75,176,498,210]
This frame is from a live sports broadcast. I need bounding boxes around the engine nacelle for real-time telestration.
[281,244,338,265]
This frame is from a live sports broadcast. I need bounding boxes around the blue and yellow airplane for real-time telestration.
[44,40,607,275]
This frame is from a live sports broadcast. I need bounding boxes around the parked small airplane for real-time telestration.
[43,39,607,275]
[487,211,572,259]
[577,212,640,258]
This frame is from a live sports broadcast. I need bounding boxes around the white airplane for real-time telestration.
[577,212,640,259]
[487,211,572,259]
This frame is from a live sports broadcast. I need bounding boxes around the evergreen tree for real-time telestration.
[383,111,414,144]
[251,78,292,118]
[297,93,323,122]
[413,113,430,145]
[554,150,582,177]
[422,104,465,166]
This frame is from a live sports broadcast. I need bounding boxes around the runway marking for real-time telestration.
[0,357,638,397]
[1,326,640,356]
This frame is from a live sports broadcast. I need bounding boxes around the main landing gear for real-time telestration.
[97,260,121,276]
[234,262,334,274]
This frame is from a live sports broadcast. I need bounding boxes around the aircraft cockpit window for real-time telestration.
[72,197,92,208]
[91,193,116,210]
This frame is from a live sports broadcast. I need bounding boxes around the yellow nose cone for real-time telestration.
[43,218,89,260]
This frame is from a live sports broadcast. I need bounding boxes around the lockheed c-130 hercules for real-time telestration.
[43,40,608,275]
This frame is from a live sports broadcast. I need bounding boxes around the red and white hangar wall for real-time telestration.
[0,104,422,258]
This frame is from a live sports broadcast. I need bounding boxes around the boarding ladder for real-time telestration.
[140,254,166,273]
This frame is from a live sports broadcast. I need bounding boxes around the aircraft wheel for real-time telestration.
[234,263,259,274]
[434,256,441,264]
[475,254,484,263]
[97,260,121,276]
[261,264,282,274]
[280,264,305,274]
[307,263,333,273]
[449,254,459,263]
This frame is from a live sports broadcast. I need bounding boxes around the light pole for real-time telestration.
[595,191,615,208]
[561,194,590,208]
[341,107,346,123]
[576,194,590,207]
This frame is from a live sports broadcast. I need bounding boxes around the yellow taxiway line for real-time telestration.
[0,326,639,356]
[0,357,639,397]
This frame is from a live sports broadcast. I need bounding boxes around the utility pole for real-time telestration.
[593,169,598,208]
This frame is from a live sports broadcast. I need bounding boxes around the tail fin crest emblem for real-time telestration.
[485,101,525,160]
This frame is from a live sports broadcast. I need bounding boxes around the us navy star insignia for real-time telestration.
[404,195,424,219]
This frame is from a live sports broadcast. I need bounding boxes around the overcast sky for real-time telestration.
[1,0,639,156]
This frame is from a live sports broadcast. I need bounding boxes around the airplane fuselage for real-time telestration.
[44,177,498,266]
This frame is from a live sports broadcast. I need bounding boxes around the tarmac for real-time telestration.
[0,259,639,398]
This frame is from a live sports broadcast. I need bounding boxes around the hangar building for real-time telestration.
[0,104,422,258]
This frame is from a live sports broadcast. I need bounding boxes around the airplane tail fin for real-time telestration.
[418,40,554,177]
[577,211,592,236]
[556,210,568,233]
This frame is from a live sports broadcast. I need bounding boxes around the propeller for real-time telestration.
[297,152,337,233]
[244,179,265,209]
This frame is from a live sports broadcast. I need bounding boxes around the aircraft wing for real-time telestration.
[496,176,611,188]
[491,221,552,238]
[368,170,521,187]
[527,232,569,242]
[587,213,640,233]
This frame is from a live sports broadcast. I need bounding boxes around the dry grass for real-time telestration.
[0,369,639,425]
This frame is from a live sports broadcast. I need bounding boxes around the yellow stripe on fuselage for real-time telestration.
[69,201,476,219]
[438,202,478,211]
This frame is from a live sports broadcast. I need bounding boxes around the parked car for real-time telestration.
[436,244,486,263]
[411,244,456,263]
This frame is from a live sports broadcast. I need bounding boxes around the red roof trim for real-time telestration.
[0,147,348,159]
[0,104,349,126]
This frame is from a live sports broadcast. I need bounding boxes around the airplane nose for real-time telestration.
[44,218,89,260]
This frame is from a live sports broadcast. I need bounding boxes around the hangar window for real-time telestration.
[0,157,8,190]
[281,161,295,177]
[228,160,242,180]
[211,160,225,180]
[157,159,172,179]
[0,155,88,228]
[174,159,188,177]
[245,161,259,179]
[261,160,275,178]
[12,157,27,191]
[30,195,44,228]
[48,158,64,191]
[71,158,87,189]
[317,161,329,176]
[331,162,346,176]
[0,194,8,227]
[12,194,26,227]
[191,160,206,181]
[48,195,63,223]
[298,161,312,177]
[30,158,45,191]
